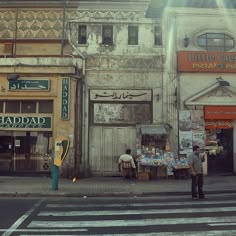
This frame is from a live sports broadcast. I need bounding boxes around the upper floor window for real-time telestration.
[0,101,3,113]
[197,33,234,51]
[39,100,53,113]
[21,101,36,113]
[1,100,53,114]
[5,101,20,113]
[128,26,138,45]
[154,25,162,46]
[102,25,113,45]
[78,25,87,44]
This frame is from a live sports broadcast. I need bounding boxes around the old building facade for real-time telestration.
[67,0,167,176]
[0,1,83,176]
[147,0,236,175]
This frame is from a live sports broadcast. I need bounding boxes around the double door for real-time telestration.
[207,128,234,175]
[0,131,52,173]
[89,126,136,176]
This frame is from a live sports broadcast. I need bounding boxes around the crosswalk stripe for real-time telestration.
[209,223,236,226]
[28,216,236,228]
[38,206,236,216]
[17,231,236,236]
[46,200,236,208]
[0,229,88,232]
[2,198,44,236]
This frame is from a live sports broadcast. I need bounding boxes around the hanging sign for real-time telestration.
[61,77,70,120]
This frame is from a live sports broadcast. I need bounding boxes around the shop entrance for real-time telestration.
[0,131,52,174]
[206,128,233,175]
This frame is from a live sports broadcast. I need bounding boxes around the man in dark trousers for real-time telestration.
[187,145,207,200]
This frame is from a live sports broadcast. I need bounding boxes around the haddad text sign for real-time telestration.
[61,77,70,120]
[0,116,52,129]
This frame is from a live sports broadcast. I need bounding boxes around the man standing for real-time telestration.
[118,149,136,178]
[187,145,207,200]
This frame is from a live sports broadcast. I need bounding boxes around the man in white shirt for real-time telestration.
[118,149,136,178]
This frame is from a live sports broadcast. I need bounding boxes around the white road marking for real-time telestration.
[209,223,236,226]
[0,229,87,232]
[2,198,45,236]
[17,231,236,236]
[28,216,236,228]
[38,206,236,216]
[46,200,236,208]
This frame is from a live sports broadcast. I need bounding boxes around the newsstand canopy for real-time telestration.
[140,124,168,135]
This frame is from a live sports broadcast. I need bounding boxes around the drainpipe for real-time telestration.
[67,28,86,177]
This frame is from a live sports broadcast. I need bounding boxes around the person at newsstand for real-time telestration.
[187,145,207,200]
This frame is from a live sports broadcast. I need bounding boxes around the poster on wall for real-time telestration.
[191,110,205,131]
[179,110,191,131]
[179,110,206,155]
[179,130,193,154]
[191,110,205,150]
[192,132,205,150]
[179,110,192,154]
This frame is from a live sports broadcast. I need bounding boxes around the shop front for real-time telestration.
[182,87,236,175]
[0,75,77,176]
[0,113,53,174]
[178,50,236,175]
[204,106,234,175]
[0,130,52,173]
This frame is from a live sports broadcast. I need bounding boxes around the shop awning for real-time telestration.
[140,125,168,135]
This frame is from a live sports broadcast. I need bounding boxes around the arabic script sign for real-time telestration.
[0,116,52,129]
[61,77,70,120]
[8,79,50,91]
[90,89,152,101]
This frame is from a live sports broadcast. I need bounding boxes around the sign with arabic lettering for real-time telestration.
[90,89,152,101]
[0,116,52,129]
[61,77,70,120]
[8,79,50,91]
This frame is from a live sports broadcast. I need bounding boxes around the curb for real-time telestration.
[0,190,236,198]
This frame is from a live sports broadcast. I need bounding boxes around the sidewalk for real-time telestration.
[0,175,236,197]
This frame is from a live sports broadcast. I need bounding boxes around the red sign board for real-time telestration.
[205,120,233,129]
[178,51,236,73]
[204,106,236,119]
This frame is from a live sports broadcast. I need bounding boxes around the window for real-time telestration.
[78,25,87,44]
[21,101,36,113]
[1,100,53,114]
[5,101,20,113]
[197,33,234,51]
[0,101,3,113]
[154,25,162,46]
[102,25,113,45]
[39,100,53,113]
[128,26,138,45]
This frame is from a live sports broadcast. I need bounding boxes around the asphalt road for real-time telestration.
[1,194,236,235]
